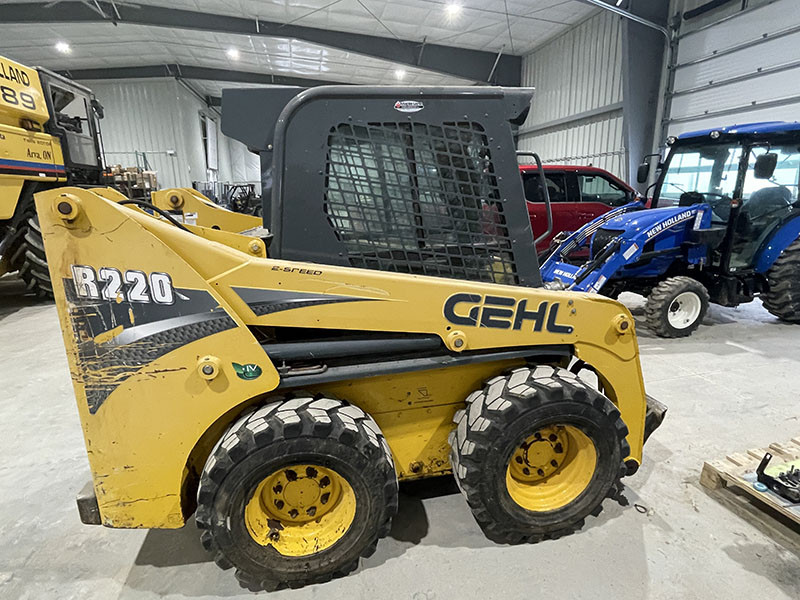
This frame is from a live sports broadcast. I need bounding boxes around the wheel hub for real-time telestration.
[505,424,598,512]
[667,291,702,329]
[510,426,569,482]
[245,463,355,556]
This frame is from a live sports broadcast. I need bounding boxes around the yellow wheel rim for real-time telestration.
[505,425,597,511]
[244,464,356,557]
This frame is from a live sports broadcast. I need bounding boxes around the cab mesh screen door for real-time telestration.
[324,121,518,284]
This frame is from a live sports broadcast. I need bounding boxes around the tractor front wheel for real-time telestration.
[196,395,398,591]
[5,187,52,298]
[449,366,629,544]
[762,239,800,322]
[645,276,709,337]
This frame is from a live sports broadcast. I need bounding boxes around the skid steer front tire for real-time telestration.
[196,395,398,591]
[449,366,629,544]
[645,276,709,337]
[762,238,800,322]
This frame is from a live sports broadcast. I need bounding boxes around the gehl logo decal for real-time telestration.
[444,293,573,334]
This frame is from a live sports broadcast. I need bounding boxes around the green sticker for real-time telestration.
[232,362,262,380]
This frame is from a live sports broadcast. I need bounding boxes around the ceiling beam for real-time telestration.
[58,64,345,88]
[1,1,522,86]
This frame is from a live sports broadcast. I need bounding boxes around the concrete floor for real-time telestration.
[1,276,799,600]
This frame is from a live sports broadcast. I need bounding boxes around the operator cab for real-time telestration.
[649,122,800,271]
[37,68,104,183]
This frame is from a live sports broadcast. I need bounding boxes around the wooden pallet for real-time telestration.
[700,437,800,526]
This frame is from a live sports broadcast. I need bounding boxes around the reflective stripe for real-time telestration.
[0,157,65,172]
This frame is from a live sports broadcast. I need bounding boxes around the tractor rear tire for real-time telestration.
[449,366,629,544]
[196,395,398,591]
[4,188,52,298]
[645,276,709,338]
[762,239,800,322]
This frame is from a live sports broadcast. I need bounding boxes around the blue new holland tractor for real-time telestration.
[540,122,800,337]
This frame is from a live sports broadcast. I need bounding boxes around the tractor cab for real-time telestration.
[651,123,800,273]
[540,121,800,337]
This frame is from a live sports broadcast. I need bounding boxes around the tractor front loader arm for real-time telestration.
[37,187,651,529]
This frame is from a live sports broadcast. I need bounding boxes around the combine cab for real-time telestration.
[541,122,800,337]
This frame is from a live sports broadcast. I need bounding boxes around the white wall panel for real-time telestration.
[517,113,625,176]
[518,10,625,176]
[521,10,622,125]
[84,79,187,188]
[667,0,800,136]
[81,78,260,191]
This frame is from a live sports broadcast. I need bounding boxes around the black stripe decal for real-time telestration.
[233,287,381,316]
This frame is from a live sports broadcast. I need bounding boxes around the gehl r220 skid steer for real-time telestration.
[38,87,665,591]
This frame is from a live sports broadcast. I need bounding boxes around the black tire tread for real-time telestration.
[645,276,709,337]
[762,238,800,322]
[3,188,52,298]
[196,394,397,591]
[449,365,629,544]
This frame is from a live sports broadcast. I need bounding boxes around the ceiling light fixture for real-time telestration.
[394,68,406,80]
[446,2,461,16]
[226,47,240,60]
[55,41,71,54]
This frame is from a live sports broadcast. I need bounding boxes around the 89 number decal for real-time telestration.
[72,265,176,305]
[1,85,36,110]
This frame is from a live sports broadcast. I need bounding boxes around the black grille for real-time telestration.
[591,228,624,258]
[324,121,518,284]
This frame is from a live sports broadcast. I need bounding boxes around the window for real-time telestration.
[200,114,218,172]
[48,81,98,167]
[730,144,800,269]
[659,144,742,207]
[51,84,89,135]
[578,174,628,206]
[743,145,800,203]
[522,172,568,203]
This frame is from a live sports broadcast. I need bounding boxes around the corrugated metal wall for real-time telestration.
[82,78,260,191]
[518,10,626,178]
[666,0,800,136]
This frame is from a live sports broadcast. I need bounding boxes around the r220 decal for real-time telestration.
[71,265,176,305]
[443,293,573,334]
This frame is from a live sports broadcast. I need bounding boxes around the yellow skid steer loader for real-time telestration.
[38,86,664,591]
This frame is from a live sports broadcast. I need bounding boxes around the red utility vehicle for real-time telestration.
[519,164,640,251]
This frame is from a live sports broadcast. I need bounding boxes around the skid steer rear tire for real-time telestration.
[762,238,800,322]
[195,395,398,591]
[645,276,709,338]
[449,366,629,544]
[5,187,52,298]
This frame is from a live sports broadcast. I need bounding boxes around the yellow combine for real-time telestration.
[0,54,257,297]
[0,55,104,296]
[39,86,664,591]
